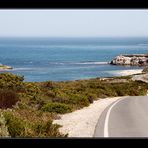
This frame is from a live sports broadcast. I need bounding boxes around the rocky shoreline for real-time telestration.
[110,54,148,66]
[0,64,12,70]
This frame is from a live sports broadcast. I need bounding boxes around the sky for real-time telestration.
[0,9,148,37]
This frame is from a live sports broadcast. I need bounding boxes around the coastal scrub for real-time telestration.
[0,72,147,137]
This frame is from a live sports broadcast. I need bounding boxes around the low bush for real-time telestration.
[43,81,56,89]
[0,73,24,82]
[33,120,65,137]
[2,109,67,137]
[45,90,56,98]
[3,111,26,137]
[86,93,98,103]
[41,102,72,114]
[68,94,90,108]
[0,73,24,91]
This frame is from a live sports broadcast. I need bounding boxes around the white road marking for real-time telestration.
[104,97,127,137]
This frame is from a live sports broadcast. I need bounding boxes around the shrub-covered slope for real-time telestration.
[0,73,148,137]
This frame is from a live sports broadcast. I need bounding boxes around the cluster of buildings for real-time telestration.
[110,54,148,66]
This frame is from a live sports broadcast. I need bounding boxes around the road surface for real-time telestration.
[94,96,148,137]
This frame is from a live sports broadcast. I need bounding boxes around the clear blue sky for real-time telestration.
[0,9,148,37]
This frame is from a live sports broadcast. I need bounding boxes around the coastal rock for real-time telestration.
[0,64,12,70]
[142,66,148,73]
[110,54,148,66]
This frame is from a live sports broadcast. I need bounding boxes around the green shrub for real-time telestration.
[3,111,26,137]
[43,81,56,89]
[33,120,66,137]
[51,90,69,103]
[41,102,72,114]
[45,90,56,98]
[0,73,24,91]
[24,83,41,95]
[2,109,66,137]
[85,93,98,103]
[0,73,24,82]
[68,94,89,108]
[115,88,126,96]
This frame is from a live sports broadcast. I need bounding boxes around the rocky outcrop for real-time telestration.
[110,54,148,66]
[143,66,148,73]
[0,64,12,70]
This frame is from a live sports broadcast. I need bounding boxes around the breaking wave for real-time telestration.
[49,61,109,65]
[138,44,148,46]
[11,68,36,71]
[74,61,108,65]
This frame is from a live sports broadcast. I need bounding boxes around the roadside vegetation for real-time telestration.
[0,72,148,137]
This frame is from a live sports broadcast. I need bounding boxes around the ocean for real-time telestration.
[0,37,147,82]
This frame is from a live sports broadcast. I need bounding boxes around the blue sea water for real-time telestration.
[0,37,148,82]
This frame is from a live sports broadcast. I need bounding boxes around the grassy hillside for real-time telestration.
[0,73,148,137]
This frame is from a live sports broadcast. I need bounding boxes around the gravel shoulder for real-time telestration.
[53,96,127,137]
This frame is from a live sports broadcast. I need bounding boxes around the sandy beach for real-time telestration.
[115,69,143,76]
[53,96,127,137]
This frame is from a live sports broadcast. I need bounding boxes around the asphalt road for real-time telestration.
[94,96,148,137]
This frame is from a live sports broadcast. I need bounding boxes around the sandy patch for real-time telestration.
[53,96,125,137]
[116,69,142,76]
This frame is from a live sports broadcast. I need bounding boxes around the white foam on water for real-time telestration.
[12,68,35,71]
[49,61,108,65]
[138,43,148,46]
[75,61,108,65]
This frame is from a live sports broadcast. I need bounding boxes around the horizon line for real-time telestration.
[0,36,148,38]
